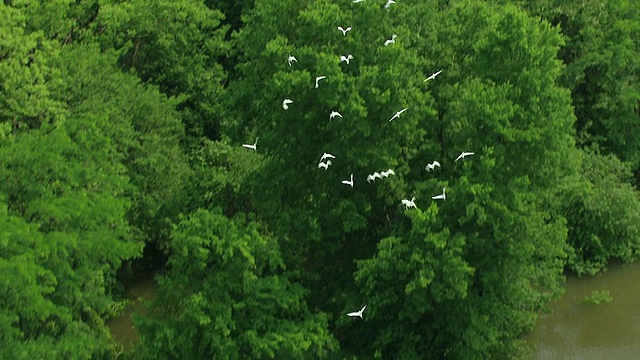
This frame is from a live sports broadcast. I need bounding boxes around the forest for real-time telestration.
[1,0,639,358]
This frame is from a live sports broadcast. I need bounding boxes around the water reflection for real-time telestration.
[527,261,640,359]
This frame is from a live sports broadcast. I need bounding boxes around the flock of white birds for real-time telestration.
[242,0,475,321]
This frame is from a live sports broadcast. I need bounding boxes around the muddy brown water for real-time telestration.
[107,262,640,357]
[526,261,640,359]
[106,273,159,352]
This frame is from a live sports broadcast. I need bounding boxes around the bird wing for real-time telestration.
[433,161,441,167]
[455,153,463,161]
[386,169,395,175]
[373,172,382,179]
[360,305,366,313]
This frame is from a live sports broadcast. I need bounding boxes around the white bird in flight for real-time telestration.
[282,99,293,110]
[329,111,343,121]
[432,187,446,200]
[366,172,383,183]
[455,152,474,161]
[320,153,335,162]
[287,55,297,66]
[384,34,398,46]
[425,161,441,171]
[380,169,395,178]
[347,305,367,319]
[342,174,354,187]
[424,70,443,81]
[384,0,396,10]
[353,0,366,3]
[401,196,417,209]
[340,54,354,64]
[242,137,259,151]
[315,76,327,89]
[389,108,408,122]
[318,160,332,170]
[338,26,352,36]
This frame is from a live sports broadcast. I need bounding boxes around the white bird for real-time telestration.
[455,152,474,161]
[347,305,367,319]
[384,0,396,10]
[401,196,417,209]
[424,70,443,81]
[384,34,398,46]
[338,26,352,36]
[242,137,259,151]
[341,174,354,187]
[287,55,297,66]
[318,160,332,170]
[340,54,354,64]
[380,169,395,178]
[389,108,408,122]
[315,76,327,89]
[329,111,343,121]
[282,99,293,110]
[425,161,441,171]
[353,0,366,3]
[366,172,383,183]
[432,187,446,200]
[320,153,335,162]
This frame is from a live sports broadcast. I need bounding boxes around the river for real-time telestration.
[526,261,640,359]
[106,272,159,352]
[107,262,640,357]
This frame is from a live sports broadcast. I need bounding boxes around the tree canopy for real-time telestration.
[1,0,639,358]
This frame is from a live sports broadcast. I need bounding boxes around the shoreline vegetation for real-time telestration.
[1,0,638,358]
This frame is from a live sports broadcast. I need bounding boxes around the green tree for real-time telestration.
[351,207,474,358]
[48,43,193,248]
[518,0,640,171]
[227,0,436,310]
[0,3,66,131]
[93,0,230,139]
[187,138,265,216]
[0,117,139,359]
[563,150,640,275]
[132,209,337,359]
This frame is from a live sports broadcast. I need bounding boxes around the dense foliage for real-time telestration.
[1,0,638,358]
